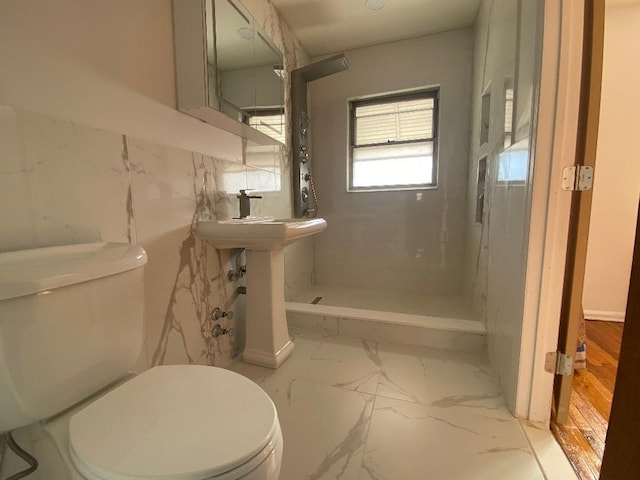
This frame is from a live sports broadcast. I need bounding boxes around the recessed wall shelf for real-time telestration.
[476,156,488,224]
[480,86,491,146]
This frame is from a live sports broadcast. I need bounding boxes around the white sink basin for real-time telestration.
[195,217,327,251]
[195,216,327,368]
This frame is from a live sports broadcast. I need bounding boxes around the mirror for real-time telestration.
[173,0,285,145]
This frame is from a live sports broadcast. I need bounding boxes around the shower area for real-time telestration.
[284,28,479,337]
[282,0,537,359]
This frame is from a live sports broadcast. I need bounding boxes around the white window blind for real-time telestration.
[350,91,438,190]
[352,143,433,188]
[504,88,514,134]
[354,98,434,145]
[504,87,514,149]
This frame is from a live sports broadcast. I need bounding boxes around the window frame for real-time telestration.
[348,88,440,192]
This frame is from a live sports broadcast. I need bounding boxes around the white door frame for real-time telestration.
[516,0,586,422]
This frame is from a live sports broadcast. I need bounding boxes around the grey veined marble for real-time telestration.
[0,106,293,370]
[230,328,546,480]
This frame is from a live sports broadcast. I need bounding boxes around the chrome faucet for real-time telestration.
[237,189,262,218]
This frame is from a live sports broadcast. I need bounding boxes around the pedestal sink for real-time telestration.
[195,217,327,368]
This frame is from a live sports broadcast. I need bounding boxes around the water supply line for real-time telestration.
[3,431,38,480]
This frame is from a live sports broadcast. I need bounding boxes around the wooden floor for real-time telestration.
[551,320,624,479]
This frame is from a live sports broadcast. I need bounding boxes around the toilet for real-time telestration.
[0,242,283,480]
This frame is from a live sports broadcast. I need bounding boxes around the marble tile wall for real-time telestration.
[0,106,246,368]
[0,127,304,372]
[0,120,310,372]
[309,30,473,295]
[0,0,310,363]
[463,0,541,412]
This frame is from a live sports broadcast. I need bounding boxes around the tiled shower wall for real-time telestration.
[309,29,473,295]
[463,0,541,413]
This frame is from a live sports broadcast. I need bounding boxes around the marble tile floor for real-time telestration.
[230,328,571,480]
[289,284,474,320]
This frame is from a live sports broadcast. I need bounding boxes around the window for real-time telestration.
[497,145,528,184]
[349,89,438,191]
[503,79,514,149]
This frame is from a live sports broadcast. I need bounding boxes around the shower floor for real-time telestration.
[289,283,474,320]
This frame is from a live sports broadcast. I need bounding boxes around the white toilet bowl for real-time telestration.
[0,243,282,479]
[42,366,283,480]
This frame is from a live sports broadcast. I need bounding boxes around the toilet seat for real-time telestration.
[68,366,279,480]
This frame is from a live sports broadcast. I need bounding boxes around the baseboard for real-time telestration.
[583,309,625,322]
[243,340,295,369]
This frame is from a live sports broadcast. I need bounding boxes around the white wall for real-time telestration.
[309,29,473,294]
[582,3,640,322]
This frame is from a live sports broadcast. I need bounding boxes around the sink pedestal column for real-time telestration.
[243,249,294,368]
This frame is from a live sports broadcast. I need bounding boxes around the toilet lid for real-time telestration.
[69,366,278,480]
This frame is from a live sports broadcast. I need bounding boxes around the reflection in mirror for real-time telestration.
[218,146,282,196]
[497,138,528,184]
[246,145,283,193]
[211,0,285,142]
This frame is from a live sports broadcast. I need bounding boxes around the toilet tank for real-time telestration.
[0,242,147,432]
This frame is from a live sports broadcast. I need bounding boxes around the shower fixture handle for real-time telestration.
[299,147,309,163]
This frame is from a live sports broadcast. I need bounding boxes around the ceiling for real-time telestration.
[269,0,483,57]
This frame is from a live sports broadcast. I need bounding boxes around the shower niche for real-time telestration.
[173,0,285,145]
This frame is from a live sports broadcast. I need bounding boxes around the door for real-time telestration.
[599,200,640,478]
[553,0,605,423]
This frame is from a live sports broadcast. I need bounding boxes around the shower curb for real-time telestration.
[285,302,486,353]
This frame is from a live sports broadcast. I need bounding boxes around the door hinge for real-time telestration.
[562,165,594,191]
[545,351,573,376]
